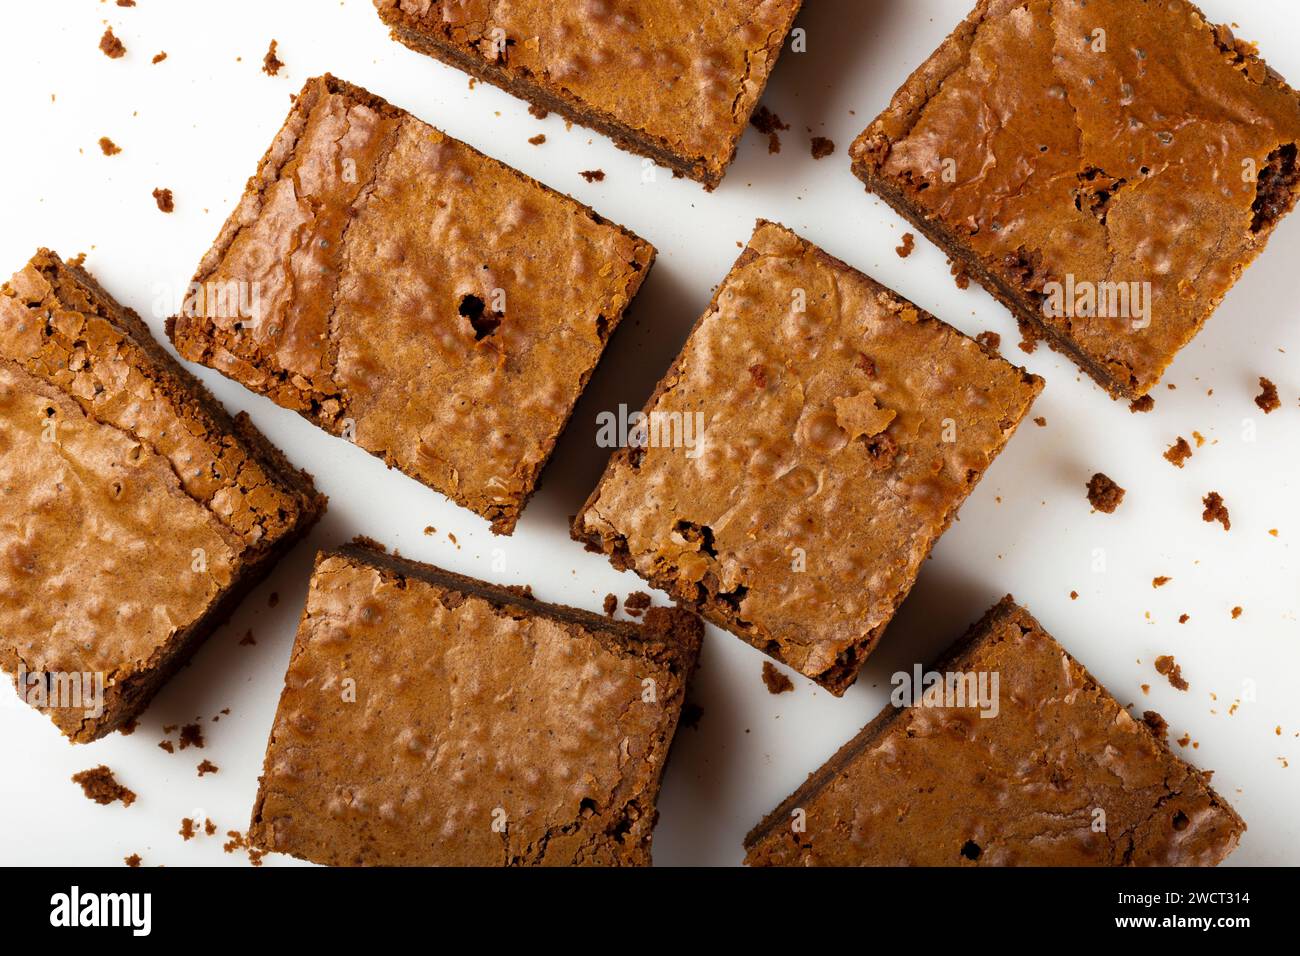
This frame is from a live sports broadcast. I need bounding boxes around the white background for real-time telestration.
[0,0,1297,867]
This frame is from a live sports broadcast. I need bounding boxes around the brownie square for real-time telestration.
[574,221,1042,695]
[0,251,325,742]
[744,597,1246,866]
[851,0,1300,400]
[374,0,804,189]
[169,74,655,534]
[249,541,702,866]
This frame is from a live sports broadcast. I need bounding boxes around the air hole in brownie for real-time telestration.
[579,798,598,817]
[674,520,718,557]
[1172,810,1190,831]
[1073,166,1127,224]
[961,840,982,861]
[595,314,609,340]
[1250,143,1299,233]
[458,294,501,340]
[716,584,749,613]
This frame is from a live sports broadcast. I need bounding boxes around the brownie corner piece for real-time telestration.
[169,74,654,535]
[374,0,804,189]
[0,250,324,742]
[574,220,1041,695]
[249,542,701,866]
[744,596,1246,867]
[851,0,1300,399]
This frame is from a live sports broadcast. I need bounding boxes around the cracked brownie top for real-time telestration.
[249,542,702,866]
[851,0,1300,399]
[169,75,654,534]
[744,597,1246,866]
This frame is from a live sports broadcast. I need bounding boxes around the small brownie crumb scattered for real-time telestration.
[158,739,175,754]
[528,134,546,145]
[179,818,196,841]
[1232,606,1243,620]
[152,51,167,64]
[117,0,137,7]
[810,136,835,159]
[602,593,618,617]
[1142,710,1169,739]
[761,661,794,695]
[205,819,218,836]
[895,232,915,258]
[624,591,652,618]
[178,722,205,750]
[975,330,1000,351]
[1152,576,1172,588]
[579,169,605,183]
[239,629,256,646]
[1033,416,1046,427]
[262,40,283,76]
[98,136,121,156]
[1164,437,1193,468]
[1154,655,1190,692]
[949,259,971,289]
[71,766,136,807]
[750,105,788,153]
[1255,376,1281,414]
[152,187,174,213]
[124,854,142,867]
[197,759,219,777]
[1086,473,1125,514]
[1202,492,1231,531]
[1129,395,1155,414]
[1178,613,1190,624]
[1070,590,1078,600]
[99,28,126,59]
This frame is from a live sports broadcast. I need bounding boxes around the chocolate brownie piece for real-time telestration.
[249,542,702,866]
[0,251,324,742]
[574,221,1042,694]
[850,0,1300,400]
[169,75,654,534]
[373,0,804,189]
[744,597,1245,866]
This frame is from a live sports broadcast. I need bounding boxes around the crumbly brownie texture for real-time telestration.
[0,251,324,742]
[744,597,1245,866]
[851,0,1300,400]
[249,542,703,866]
[1086,472,1125,513]
[71,766,137,807]
[574,221,1042,694]
[168,75,653,534]
[373,0,804,189]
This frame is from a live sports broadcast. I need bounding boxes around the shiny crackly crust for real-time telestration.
[374,0,804,189]
[744,597,1246,866]
[0,251,324,742]
[248,542,702,866]
[850,0,1300,400]
[168,74,655,535]
[573,220,1042,695]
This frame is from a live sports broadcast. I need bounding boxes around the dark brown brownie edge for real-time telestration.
[572,221,1041,696]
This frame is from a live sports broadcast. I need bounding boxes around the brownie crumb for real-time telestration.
[1202,492,1231,531]
[949,259,971,289]
[528,104,549,120]
[761,661,794,695]
[1255,376,1281,413]
[158,739,175,754]
[1164,437,1193,468]
[1142,710,1169,738]
[1015,316,1042,354]
[262,39,283,76]
[124,853,142,867]
[1129,395,1155,414]
[71,766,136,807]
[151,51,167,64]
[750,105,788,153]
[178,722,205,750]
[99,27,126,59]
[117,0,137,6]
[810,136,835,160]
[197,759,219,777]
[1178,613,1190,624]
[98,136,121,156]
[895,232,915,258]
[120,718,138,736]
[680,701,704,731]
[579,169,605,183]
[602,593,618,617]
[975,330,1001,351]
[528,134,546,145]
[268,591,279,608]
[1232,606,1243,619]
[1152,576,1172,588]
[205,818,217,836]
[152,187,174,213]
[1086,473,1125,514]
[624,591,652,618]
[1154,655,1190,692]
[1070,590,1079,600]
[1033,416,1047,427]
[239,629,256,646]
[179,818,196,841]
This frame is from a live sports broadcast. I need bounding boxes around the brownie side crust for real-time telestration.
[850,0,1300,400]
[248,541,702,866]
[169,74,654,534]
[374,0,804,189]
[574,220,1042,695]
[0,251,324,742]
[744,597,1246,866]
